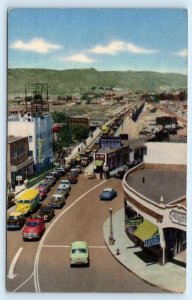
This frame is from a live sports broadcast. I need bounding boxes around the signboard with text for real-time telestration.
[169,210,186,226]
[95,153,106,161]
[100,137,121,148]
[125,216,143,227]
[144,235,160,247]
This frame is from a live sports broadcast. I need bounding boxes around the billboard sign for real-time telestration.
[100,137,121,148]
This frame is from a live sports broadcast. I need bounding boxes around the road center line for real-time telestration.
[42,245,107,249]
[34,179,107,293]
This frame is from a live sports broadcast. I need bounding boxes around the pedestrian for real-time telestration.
[11,181,16,192]
[8,182,11,193]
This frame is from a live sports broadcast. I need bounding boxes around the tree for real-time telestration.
[51,111,68,123]
[72,125,89,142]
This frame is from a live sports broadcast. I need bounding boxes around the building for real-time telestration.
[93,137,146,173]
[123,142,186,265]
[69,116,90,128]
[8,113,54,173]
[7,136,34,184]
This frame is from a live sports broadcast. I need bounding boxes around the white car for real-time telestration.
[60,179,71,191]
[56,185,69,198]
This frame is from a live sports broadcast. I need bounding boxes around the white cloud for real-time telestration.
[90,40,126,55]
[90,40,158,55]
[126,43,158,54]
[59,54,95,63]
[175,48,188,57]
[10,38,63,53]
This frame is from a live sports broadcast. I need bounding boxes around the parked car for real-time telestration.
[60,179,71,191]
[64,163,71,172]
[99,188,117,201]
[55,166,65,176]
[70,168,79,175]
[75,165,83,174]
[68,172,78,184]
[38,188,47,201]
[87,172,96,179]
[80,157,89,167]
[70,159,78,167]
[22,217,45,241]
[45,175,57,186]
[7,211,26,230]
[37,181,51,193]
[35,205,55,222]
[7,193,15,209]
[56,185,69,198]
[49,171,60,180]
[50,194,65,208]
[70,241,89,267]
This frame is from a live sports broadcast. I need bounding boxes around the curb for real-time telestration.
[103,215,185,293]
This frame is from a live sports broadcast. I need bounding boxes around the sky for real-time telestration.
[8,8,188,73]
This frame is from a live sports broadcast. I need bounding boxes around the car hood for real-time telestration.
[23,227,40,234]
[16,204,30,213]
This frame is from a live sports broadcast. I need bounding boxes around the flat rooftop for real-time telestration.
[127,169,186,205]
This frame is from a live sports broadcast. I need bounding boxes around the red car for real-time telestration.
[38,188,47,200]
[22,217,45,241]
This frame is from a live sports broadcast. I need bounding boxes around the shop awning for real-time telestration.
[133,219,159,241]
[94,160,104,167]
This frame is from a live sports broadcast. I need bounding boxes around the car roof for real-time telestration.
[71,241,88,248]
[57,185,66,189]
[52,193,63,197]
[61,179,69,183]
[26,218,41,222]
[103,188,113,192]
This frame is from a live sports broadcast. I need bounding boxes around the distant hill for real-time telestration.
[8,68,187,97]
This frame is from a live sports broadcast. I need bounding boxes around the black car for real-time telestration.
[49,171,60,180]
[35,205,55,222]
[114,170,126,179]
[55,167,65,176]
[7,212,26,230]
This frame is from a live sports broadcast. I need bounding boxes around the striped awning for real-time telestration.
[94,160,104,167]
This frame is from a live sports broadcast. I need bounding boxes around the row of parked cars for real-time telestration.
[6,165,75,241]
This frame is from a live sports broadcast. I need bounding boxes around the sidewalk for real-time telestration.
[103,208,186,293]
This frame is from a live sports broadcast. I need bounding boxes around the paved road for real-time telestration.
[6,175,163,293]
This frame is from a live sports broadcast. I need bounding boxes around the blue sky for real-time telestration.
[8,8,188,74]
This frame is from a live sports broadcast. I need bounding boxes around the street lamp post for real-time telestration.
[109,207,115,245]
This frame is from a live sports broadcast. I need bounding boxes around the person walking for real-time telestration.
[11,182,16,192]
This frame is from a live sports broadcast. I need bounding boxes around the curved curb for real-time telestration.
[103,217,183,293]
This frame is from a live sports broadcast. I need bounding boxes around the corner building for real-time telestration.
[123,142,186,265]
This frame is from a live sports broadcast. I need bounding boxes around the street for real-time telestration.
[7,175,163,293]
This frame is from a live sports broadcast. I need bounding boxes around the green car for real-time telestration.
[70,241,89,267]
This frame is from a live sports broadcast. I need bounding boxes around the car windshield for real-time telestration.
[17,199,31,204]
[72,248,87,254]
[26,221,39,227]
[52,197,60,201]
[9,216,20,220]
[41,207,51,212]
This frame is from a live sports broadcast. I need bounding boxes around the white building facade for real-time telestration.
[8,113,54,173]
